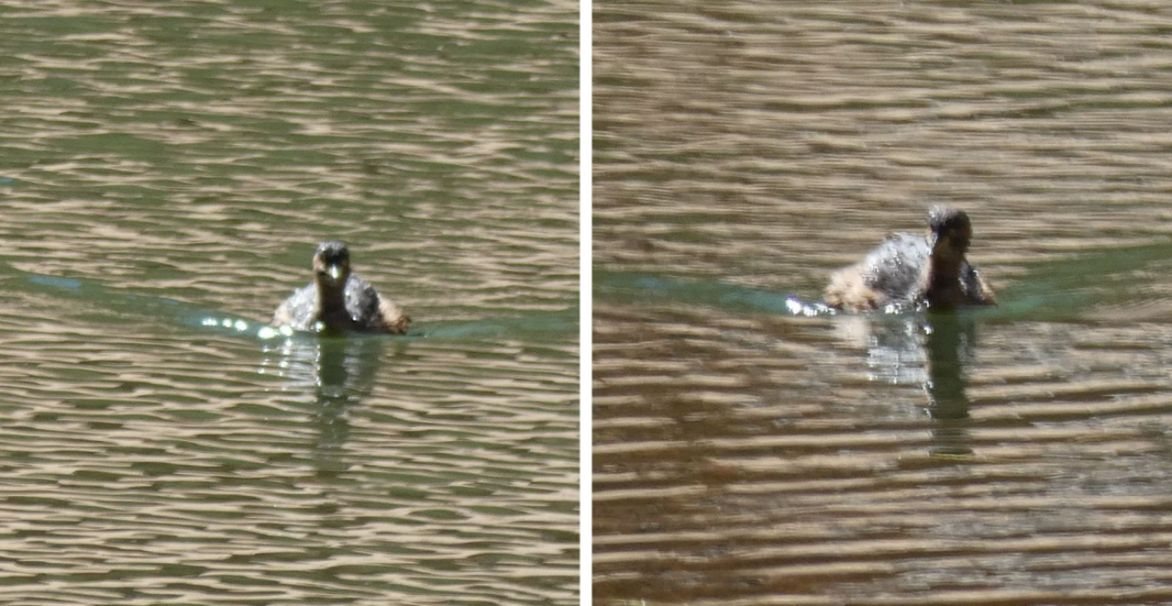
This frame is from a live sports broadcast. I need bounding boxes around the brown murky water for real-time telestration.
[0,1,577,604]
[595,2,1172,604]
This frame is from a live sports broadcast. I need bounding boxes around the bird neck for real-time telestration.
[315,277,352,329]
[917,246,966,307]
[934,238,968,271]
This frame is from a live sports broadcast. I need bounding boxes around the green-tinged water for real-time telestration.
[0,1,577,604]
[595,2,1172,604]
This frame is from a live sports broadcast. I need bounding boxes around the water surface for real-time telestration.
[595,2,1172,604]
[0,1,578,604]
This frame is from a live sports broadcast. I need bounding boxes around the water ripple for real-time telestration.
[0,0,577,603]
[596,1,1172,603]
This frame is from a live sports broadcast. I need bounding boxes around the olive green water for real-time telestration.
[0,2,577,605]
[595,2,1172,605]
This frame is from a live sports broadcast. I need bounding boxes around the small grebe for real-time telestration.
[273,241,410,334]
[824,207,996,312]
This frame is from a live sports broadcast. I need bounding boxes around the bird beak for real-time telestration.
[326,264,344,281]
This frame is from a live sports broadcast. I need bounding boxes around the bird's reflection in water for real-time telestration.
[921,312,977,456]
[835,311,979,456]
[259,334,406,475]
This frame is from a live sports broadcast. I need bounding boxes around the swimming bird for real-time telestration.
[824,206,996,312]
[273,241,410,334]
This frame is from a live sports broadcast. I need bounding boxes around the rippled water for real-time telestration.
[595,2,1172,604]
[0,1,577,604]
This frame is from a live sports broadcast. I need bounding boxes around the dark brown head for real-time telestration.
[313,240,351,286]
[927,206,973,256]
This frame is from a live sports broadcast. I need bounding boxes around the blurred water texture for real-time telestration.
[595,2,1172,604]
[0,1,578,604]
